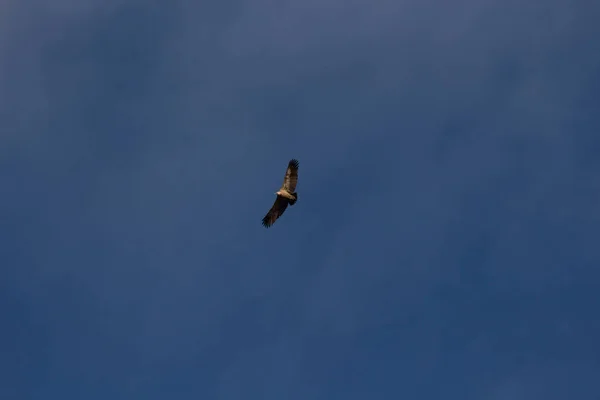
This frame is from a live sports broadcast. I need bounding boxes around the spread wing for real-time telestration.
[281,159,299,192]
[262,195,289,228]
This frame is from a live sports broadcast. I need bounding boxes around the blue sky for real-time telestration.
[1,0,600,398]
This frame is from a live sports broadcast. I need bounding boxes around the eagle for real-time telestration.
[261,159,299,228]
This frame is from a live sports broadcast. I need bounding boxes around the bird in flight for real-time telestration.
[261,159,299,228]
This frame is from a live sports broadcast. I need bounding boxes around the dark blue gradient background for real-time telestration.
[1,1,599,398]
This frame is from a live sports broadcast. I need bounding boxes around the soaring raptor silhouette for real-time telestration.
[261,159,299,228]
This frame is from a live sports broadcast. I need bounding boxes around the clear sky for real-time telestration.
[1,0,600,399]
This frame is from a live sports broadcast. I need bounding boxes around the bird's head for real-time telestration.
[275,190,281,196]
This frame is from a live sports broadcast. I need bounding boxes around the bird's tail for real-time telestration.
[289,192,298,206]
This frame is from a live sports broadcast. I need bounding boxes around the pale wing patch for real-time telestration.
[282,159,299,192]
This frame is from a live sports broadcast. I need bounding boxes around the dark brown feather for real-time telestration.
[261,195,289,228]
[282,159,299,192]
